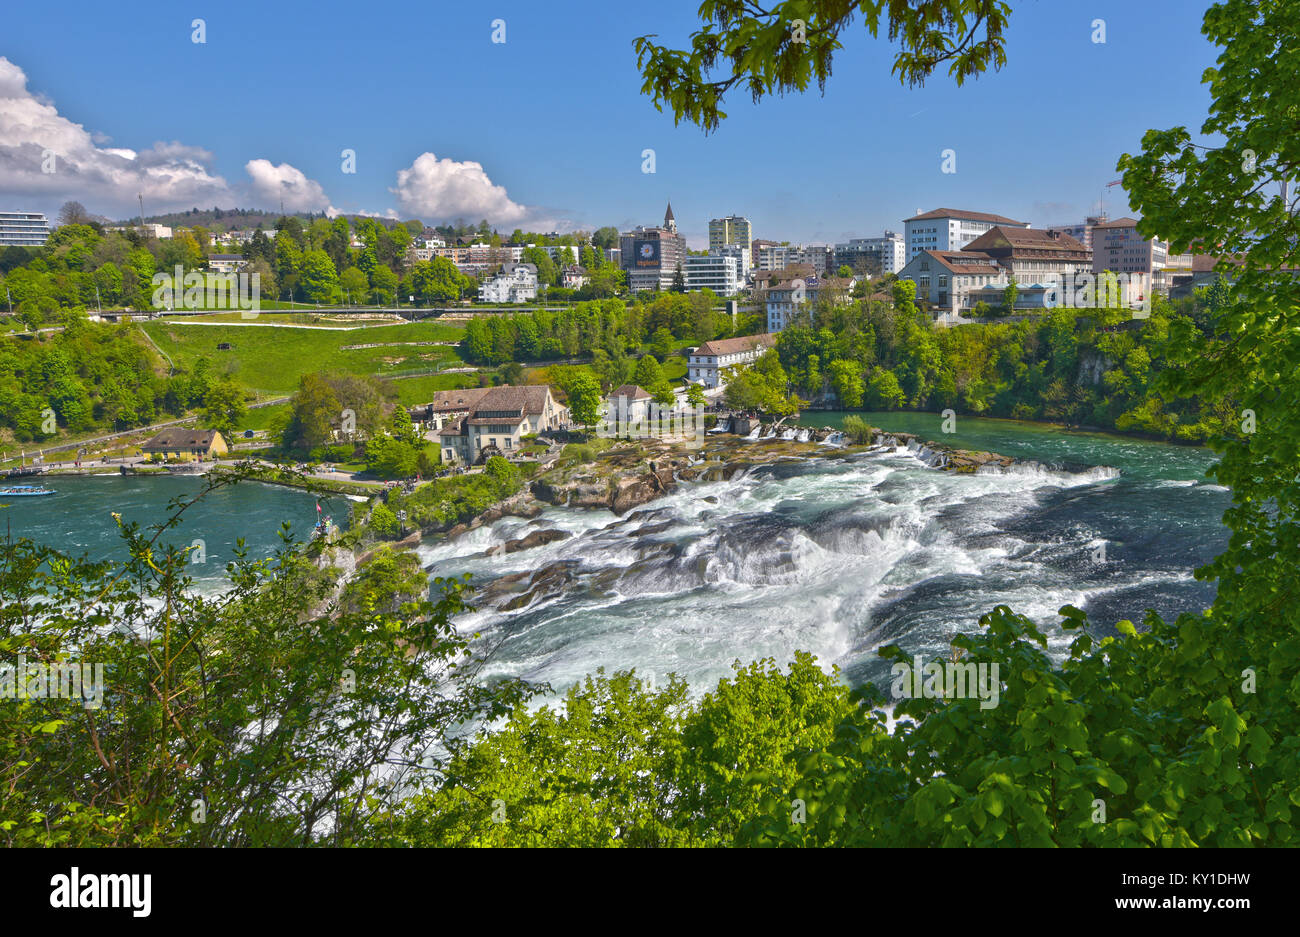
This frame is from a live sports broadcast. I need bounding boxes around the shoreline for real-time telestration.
[797,407,1216,450]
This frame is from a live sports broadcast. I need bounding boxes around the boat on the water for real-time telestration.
[0,485,56,497]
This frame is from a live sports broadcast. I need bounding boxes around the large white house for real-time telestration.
[687,333,777,388]
[904,208,1029,261]
[436,384,567,464]
[478,263,538,303]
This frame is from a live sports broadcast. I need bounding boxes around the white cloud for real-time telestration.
[0,56,233,214]
[245,158,336,215]
[391,152,529,225]
[0,56,339,219]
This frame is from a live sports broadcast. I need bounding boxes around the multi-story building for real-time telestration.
[753,243,833,274]
[834,232,906,276]
[620,202,688,292]
[684,253,743,295]
[903,208,1029,261]
[436,384,569,464]
[687,332,778,388]
[897,249,1006,324]
[708,215,753,253]
[0,211,50,246]
[1091,217,1168,276]
[765,274,855,333]
[1045,214,1107,251]
[477,263,538,303]
[962,227,1092,287]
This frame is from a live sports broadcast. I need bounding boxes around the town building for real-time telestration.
[1045,214,1108,251]
[687,332,778,388]
[904,208,1029,261]
[765,274,855,332]
[436,384,568,464]
[408,387,493,433]
[0,211,50,246]
[208,254,246,274]
[477,263,539,303]
[684,252,743,295]
[834,232,906,276]
[897,249,1006,324]
[141,428,228,462]
[708,215,753,253]
[620,202,688,292]
[753,243,834,274]
[962,226,1092,286]
[560,265,589,289]
[1090,217,1168,276]
[605,384,654,428]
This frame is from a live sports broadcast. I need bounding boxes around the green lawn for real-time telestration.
[141,320,470,395]
[662,355,688,382]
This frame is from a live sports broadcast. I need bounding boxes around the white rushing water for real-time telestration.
[417,444,1223,699]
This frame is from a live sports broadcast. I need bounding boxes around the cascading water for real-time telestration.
[420,435,1227,700]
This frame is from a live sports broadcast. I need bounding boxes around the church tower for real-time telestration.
[663,201,677,234]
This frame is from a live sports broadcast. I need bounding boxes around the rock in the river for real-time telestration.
[482,527,571,555]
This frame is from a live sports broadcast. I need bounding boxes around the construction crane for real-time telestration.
[1100,180,1122,217]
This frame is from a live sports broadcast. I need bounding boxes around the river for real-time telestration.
[3,473,344,593]
[8,417,1231,698]
[418,412,1229,695]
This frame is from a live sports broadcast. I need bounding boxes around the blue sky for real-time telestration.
[1,0,1220,247]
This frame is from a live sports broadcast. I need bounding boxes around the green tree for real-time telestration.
[566,372,602,429]
[635,1,1011,133]
[300,249,339,303]
[198,379,246,438]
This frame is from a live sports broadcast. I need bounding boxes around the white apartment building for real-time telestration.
[684,252,743,295]
[834,232,906,275]
[478,263,538,303]
[687,332,777,388]
[754,243,833,273]
[904,208,1029,261]
[0,211,50,246]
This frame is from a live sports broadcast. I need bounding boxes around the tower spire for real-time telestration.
[664,200,676,233]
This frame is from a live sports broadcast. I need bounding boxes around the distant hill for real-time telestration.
[109,207,417,232]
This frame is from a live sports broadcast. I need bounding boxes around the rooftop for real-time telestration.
[695,332,777,357]
[905,207,1028,226]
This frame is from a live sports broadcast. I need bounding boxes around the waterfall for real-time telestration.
[744,424,761,440]
[781,428,796,440]
[795,429,810,442]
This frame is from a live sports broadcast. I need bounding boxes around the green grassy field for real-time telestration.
[141,320,470,395]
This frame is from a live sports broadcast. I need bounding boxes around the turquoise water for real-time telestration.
[2,473,349,592]
[797,410,1219,484]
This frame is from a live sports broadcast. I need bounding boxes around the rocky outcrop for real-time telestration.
[528,466,679,515]
[476,560,579,611]
[481,527,571,556]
